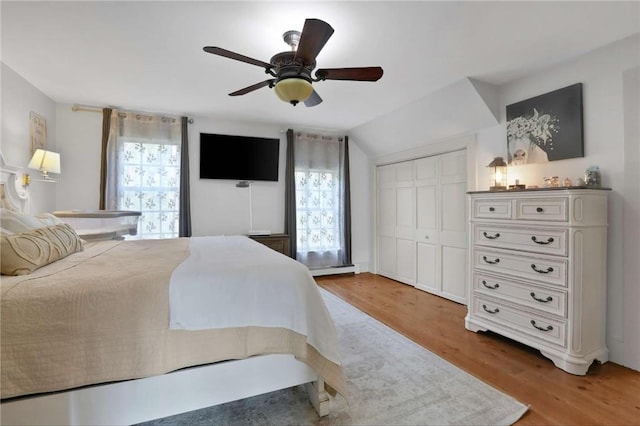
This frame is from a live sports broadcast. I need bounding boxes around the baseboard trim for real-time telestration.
[310,265,358,277]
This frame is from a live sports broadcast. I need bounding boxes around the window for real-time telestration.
[117,139,180,239]
[295,170,340,253]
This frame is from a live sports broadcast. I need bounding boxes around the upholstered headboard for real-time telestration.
[0,153,28,213]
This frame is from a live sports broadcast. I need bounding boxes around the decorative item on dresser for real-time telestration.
[487,156,508,191]
[465,187,610,375]
[249,233,291,257]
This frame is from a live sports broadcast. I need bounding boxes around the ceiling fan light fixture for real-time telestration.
[274,78,313,106]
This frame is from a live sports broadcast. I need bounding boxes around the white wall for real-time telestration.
[186,117,285,236]
[55,104,102,210]
[621,66,640,370]
[473,34,640,371]
[347,138,373,272]
[1,63,57,214]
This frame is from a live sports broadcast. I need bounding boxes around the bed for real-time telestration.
[0,155,346,425]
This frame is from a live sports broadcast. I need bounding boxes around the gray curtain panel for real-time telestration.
[342,136,352,266]
[179,117,192,237]
[284,129,297,257]
[99,108,112,210]
[289,131,352,268]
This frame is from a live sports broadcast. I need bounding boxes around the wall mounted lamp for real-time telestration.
[24,149,61,186]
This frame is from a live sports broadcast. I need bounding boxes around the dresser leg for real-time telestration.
[540,349,609,376]
[464,316,488,332]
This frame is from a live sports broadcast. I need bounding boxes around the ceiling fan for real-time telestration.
[203,18,384,107]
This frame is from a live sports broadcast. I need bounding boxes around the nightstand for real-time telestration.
[53,210,141,241]
[249,234,291,257]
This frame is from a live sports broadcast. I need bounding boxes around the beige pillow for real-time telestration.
[1,223,84,276]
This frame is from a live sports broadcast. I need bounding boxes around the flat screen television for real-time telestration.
[200,133,280,182]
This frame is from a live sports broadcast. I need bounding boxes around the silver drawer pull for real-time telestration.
[483,231,500,240]
[530,320,553,332]
[482,304,500,314]
[531,264,553,274]
[530,292,553,303]
[482,280,499,290]
[483,256,500,264]
[531,236,554,245]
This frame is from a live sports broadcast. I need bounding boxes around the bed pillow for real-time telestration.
[35,212,65,226]
[0,227,14,236]
[0,208,49,233]
[1,223,84,276]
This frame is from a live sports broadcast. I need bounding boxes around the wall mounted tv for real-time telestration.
[200,133,280,182]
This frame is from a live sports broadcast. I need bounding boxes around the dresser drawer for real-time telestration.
[473,272,567,317]
[473,224,568,256]
[472,199,512,220]
[473,248,567,287]
[249,234,291,257]
[473,296,566,347]
[515,198,568,222]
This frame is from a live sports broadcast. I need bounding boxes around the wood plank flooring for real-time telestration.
[316,273,640,425]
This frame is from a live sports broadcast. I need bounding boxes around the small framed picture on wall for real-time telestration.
[29,111,47,155]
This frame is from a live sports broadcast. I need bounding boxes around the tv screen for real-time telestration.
[200,133,280,182]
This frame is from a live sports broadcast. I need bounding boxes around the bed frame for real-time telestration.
[0,154,330,425]
[2,355,329,425]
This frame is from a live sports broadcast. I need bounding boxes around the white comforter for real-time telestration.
[169,235,341,364]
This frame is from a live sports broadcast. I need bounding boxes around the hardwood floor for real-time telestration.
[316,273,640,425]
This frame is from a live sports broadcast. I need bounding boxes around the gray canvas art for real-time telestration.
[506,83,584,165]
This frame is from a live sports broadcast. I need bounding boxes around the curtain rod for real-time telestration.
[71,104,194,123]
[280,125,345,134]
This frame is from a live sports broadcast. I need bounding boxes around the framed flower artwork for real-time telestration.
[506,83,583,166]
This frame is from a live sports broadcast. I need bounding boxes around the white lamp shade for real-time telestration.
[28,149,61,174]
[274,78,313,104]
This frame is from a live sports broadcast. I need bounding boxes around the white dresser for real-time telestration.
[465,188,609,375]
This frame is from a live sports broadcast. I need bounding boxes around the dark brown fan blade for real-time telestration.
[203,46,272,69]
[229,79,275,96]
[294,19,334,66]
[315,67,383,82]
[304,89,323,107]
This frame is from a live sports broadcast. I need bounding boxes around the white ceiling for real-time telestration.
[2,1,639,133]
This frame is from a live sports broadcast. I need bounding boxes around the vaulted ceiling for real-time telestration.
[2,1,638,142]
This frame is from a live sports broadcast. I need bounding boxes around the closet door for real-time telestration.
[413,150,467,303]
[394,161,416,284]
[377,164,396,277]
[415,156,439,293]
[375,151,467,302]
[439,151,467,304]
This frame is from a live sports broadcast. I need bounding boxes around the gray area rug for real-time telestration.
[140,289,528,425]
